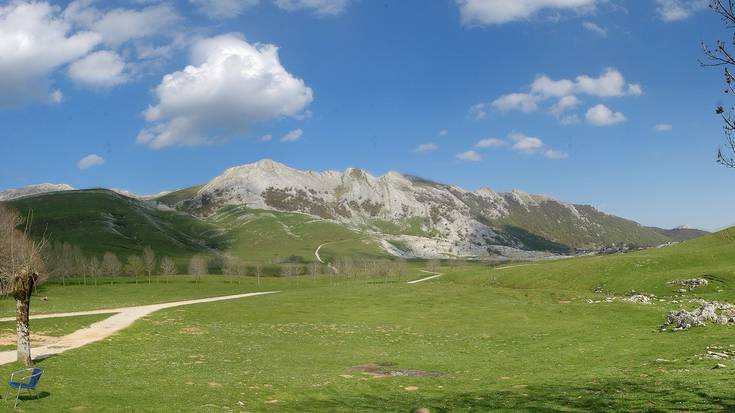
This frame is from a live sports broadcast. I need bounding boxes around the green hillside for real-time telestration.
[452,226,735,298]
[207,206,387,263]
[4,189,226,259]
[154,185,203,208]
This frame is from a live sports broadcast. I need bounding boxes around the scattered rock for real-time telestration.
[663,301,735,330]
[655,358,673,363]
[414,409,432,413]
[625,294,653,304]
[669,278,709,290]
[714,363,727,369]
[404,386,419,391]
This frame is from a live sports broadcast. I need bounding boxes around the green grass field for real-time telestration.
[0,230,734,411]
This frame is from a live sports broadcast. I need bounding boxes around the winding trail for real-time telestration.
[0,291,278,366]
[314,242,340,273]
[407,269,443,284]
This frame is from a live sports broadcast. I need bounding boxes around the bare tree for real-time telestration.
[0,206,47,366]
[222,255,242,284]
[102,252,122,285]
[188,255,208,283]
[142,246,156,284]
[702,1,735,166]
[88,256,101,286]
[125,255,145,284]
[160,256,177,283]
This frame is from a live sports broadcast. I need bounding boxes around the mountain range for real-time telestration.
[0,159,708,261]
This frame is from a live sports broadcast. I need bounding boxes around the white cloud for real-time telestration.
[137,33,313,149]
[530,75,575,97]
[438,129,449,137]
[86,4,180,47]
[191,0,260,19]
[655,123,673,132]
[281,128,304,142]
[77,154,105,170]
[414,143,438,152]
[68,50,127,88]
[469,102,490,119]
[0,1,100,107]
[49,90,64,104]
[481,68,640,123]
[475,138,507,148]
[510,132,544,153]
[585,104,626,126]
[582,21,607,37]
[457,0,598,26]
[258,134,273,142]
[655,0,708,22]
[274,0,349,15]
[491,93,539,112]
[544,149,568,159]
[456,150,482,161]
[550,95,581,115]
[575,68,642,97]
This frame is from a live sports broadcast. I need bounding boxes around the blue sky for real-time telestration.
[0,0,732,230]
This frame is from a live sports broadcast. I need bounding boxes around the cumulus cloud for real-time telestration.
[475,138,506,148]
[273,0,349,15]
[259,134,273,142]
[469,102,490,119]
[655,123,673,132]
[77,154,105,169]
[456,150,482,161]
[68,50,127,88]
[491,93,539,112]
[438,129,449,137]
[137,33,313,149]
[475,68,639,124]
[575,68,642,97]
[190,0,260,19]
[582,21,607,37]
[585,104,626,126]
[655,0,708,22]
[457,0,598,26]
[281,128,304,142]
[506,132,567,159]
[0,1,100,107]
[414,143,438,152]
[510,132,544,153]
[550,95,581,116]
[71,3,181,47]
[544,149,569,159]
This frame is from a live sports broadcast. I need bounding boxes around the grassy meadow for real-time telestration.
[0,230,734,411]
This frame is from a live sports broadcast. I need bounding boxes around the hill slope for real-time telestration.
[4,189,226,259]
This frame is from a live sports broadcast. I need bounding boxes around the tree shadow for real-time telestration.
[276,379,735,412]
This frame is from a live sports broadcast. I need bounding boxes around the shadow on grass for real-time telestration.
[277,379,735,412]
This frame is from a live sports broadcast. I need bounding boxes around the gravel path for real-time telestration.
[0,291,278,365]
[407,270,443,284]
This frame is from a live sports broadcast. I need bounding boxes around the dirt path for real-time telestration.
[494,264,535,271]
[407,270,443,284]
[0,291,278,366]
[315,242,339,273]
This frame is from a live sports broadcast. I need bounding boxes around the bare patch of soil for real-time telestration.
[350,362,443,378]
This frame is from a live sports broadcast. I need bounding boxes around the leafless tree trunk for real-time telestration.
[0,206,46,366]
[142,246,156,284]
[160,256,177,283]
